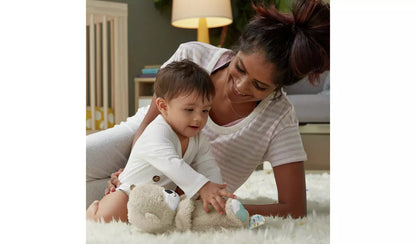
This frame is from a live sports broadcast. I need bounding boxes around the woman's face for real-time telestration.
[225,50,277,103]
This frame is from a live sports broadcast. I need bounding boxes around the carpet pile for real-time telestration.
[87,170,329,243]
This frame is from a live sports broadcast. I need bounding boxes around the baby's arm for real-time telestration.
[86,191,129,223]
[137,124,208,197]
[138,122,235,213]
[192,134,236,214]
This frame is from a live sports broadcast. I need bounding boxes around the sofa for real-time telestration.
[285,71,330,124]
[284,71,330,171]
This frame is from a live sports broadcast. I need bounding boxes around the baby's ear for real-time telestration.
[145,213,161,225]
[155,97,168,116]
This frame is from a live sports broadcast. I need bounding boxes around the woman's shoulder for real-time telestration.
[261,91,298,126]
[179,42,231,60]
[166,42,232,73]
[178,41,226,52]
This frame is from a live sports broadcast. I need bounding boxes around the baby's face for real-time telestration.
[165,91,212,140]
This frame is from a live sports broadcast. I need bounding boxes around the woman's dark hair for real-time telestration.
[237,0,329,89]
[154,59,215,102]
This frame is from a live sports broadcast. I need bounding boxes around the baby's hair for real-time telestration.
[154,59,215,102]
[237,0,329,89]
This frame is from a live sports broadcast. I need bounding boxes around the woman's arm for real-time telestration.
[132,93,159,147]
[243,161,307,218]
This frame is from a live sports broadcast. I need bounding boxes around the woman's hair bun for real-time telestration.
[290,0,330,82]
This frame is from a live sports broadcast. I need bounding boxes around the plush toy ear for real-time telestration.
[145,213,161,225]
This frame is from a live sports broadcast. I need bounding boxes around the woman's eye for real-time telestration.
[236,63,245,73]
[253,82,267,91]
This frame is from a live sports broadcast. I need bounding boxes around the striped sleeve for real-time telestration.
[161,42,228,73]
[263,119,307,167]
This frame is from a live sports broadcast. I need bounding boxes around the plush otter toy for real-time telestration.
[127,184,260,234]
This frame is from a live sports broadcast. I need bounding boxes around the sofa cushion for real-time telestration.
[285,71,330,123]
[287,94,330,123]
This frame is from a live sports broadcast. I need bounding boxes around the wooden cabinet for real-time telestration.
[299,124,330,171]
[134,77,156,111]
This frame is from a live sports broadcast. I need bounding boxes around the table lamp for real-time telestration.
[171,0,233,44]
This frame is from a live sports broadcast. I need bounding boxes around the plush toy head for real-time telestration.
[127,184,180,233]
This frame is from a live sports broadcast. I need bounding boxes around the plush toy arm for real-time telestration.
[189,199,249,231]
[225,199,249,227]
[175,196,195,231]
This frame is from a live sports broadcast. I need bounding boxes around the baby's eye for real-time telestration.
[185,108,194,112]
[202,109,210,113]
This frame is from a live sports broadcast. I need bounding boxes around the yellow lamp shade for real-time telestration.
[172,0,233,43]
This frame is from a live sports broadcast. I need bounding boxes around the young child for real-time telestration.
[86,60,236,222]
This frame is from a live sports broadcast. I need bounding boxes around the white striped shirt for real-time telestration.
[162,42,307,193]
[203,94,306,193]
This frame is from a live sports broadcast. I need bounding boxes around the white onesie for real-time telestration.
[117,115,222,198]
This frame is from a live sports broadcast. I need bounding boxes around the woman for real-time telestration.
[87,0,329,218]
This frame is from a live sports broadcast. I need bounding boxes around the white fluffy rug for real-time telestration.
[86,170,330,244]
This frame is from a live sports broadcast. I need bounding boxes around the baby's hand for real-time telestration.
[198,182,236,214]
[105,168,123,195]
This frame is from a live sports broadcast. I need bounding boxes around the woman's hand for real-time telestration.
[198,182,236,214]
[105,168,123,195]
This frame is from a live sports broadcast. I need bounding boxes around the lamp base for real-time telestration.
[197,17,209,44]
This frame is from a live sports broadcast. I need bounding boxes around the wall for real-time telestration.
[102,0,196,116]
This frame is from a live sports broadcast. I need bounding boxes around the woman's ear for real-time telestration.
[155,97,168,116]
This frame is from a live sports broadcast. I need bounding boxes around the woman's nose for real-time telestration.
[235,77,249,95]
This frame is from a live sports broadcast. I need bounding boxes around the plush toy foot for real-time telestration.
[249,214,266,229]
[231,199,248,223]
[230,200,265,229]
